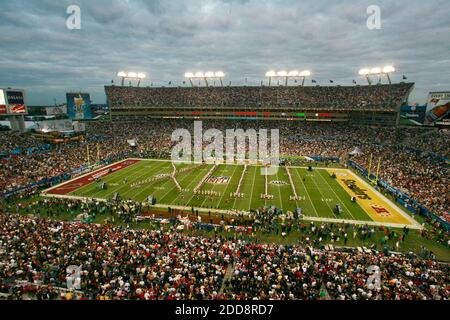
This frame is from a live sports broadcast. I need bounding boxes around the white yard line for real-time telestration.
[216,164,239,209]
[316,170,357,220]
[246,166,258,211]
[292,168,319,217]
[309,171,339,219]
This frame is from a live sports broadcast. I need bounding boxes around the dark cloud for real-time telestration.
[0,0,448,105]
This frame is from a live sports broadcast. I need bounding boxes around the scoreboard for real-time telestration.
[0,88,28,115]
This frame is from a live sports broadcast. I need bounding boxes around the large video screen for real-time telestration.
[66,93,93,120]
[425,92,450,125]
[5,90,27,114]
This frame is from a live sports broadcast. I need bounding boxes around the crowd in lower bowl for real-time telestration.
[0,212,448,300]
[1,119,447,222]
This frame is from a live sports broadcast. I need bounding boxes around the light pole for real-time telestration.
[184,71,225,87]
[117,72,147,87]
[359,66,396,85]
[265,70,311,86]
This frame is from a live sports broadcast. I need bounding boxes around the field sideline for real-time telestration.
[43,159,422,229]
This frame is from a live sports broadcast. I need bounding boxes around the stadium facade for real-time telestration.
[105,83,414,126]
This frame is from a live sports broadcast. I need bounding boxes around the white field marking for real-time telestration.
[300,216,423,230]
[177,165,215,205]
[284,166,300,208]
[292,168,319,217]
[42,159,143,195]
[155,169,197,203]
[309,170,340,219]
[247,165,258,211]
[123,162,175,199]
[44,158,422,229]
[310,166,422,229]
[198,165,227,208]
[235,164,247,195]
[75,161,156,198]
[151,164,205,203]
[40,192,423,231]
[232,165,251,210]
[285,166,298,198]
[168,165,210,203]
[111,161,169,196]
[273,169,284,210]
[216,164,239,209]
[193,164,218,194]
[316,170,357,221]
[347,169,423,229]
[199,164,239,209]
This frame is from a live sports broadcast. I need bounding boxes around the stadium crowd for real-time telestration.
[0,120,448,223]
[105,83,413,111]
[0,213,448,300]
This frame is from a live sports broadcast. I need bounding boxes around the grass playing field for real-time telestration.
[44,159,421,229]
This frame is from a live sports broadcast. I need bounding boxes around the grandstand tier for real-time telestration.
[105,83,414,126]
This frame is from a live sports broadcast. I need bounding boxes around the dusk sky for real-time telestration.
[0,0,449,105]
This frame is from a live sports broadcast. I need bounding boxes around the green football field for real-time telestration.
[66,159,375,222]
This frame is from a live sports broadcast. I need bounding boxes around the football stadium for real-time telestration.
[0,0,449,307]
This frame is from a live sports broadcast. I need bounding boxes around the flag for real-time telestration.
[294,79,298,83]
[182,81,186,85]
[402,75,407,80]
[169,81,172,85]
[10,104,26,114]
[352,80,357,84]
[329,80,334,83]
[312,79,317,83]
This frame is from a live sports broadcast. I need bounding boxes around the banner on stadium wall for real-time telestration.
[425,92,450,125]
[34,119,73,132]
[46,105,67,115]
[0,89,28,115]
[66,93,92,120]
[0,90,6,114]
[399,105,427,126]
[6,90,27,114]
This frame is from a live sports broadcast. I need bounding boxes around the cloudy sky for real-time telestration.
[0,0,449,105]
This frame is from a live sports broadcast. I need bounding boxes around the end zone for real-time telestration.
[43,159,141,195]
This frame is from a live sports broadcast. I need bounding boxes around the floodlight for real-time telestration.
[288,70,299,77]
[117,71,127,77]
[137,73,146,79]
[383,66,395,73]
[215,71,225,77]
[205,71,215,78]
[128,72,137,78]
[185,72,194,78]
[266,71,276,77]
[370,68,381,75]
[300,70,311,77]
[195,72,204,78]
[277,71,288,77]
[359,68,370,76]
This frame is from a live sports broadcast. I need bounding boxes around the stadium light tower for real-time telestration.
[117,71,147,87]
[358,66,396,85]
[184,71,225,87]
[382,66,396,84]
[358,68,372,85]
[299,70,311,86]
[265,70,311,86]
